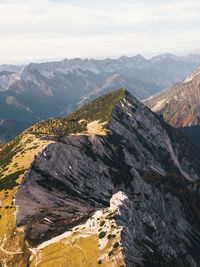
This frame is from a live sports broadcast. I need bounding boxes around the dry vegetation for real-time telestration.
[29,204,125,267]
[0,89,127,266]
[26,89,126,136]
[0,134,53,266]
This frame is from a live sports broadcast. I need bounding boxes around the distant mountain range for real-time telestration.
[1,51,200,145]
[0,64,24,73]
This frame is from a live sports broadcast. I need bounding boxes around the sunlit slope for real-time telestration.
[0,134,53,266]
[0,89,126,266]
[1,87,200,266]
[146,68,200,128]
[26,88,126,136]
[29,193,126,267]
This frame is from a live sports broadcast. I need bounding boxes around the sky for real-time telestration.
[0,0,200,64]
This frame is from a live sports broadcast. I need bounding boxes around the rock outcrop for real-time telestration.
[146,68,200,128]
[13,89,200,266]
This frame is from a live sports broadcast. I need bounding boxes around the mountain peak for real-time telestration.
[1,88,200,266]
[151,53,178,62]
[26,88,127,136]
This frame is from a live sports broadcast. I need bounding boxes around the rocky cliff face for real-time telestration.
[10,90,200,266]
[145,68,200,147]
[146,68,200,128]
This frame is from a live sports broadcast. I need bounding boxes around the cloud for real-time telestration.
[0,0,199,63]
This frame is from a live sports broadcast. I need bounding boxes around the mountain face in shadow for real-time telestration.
[1,89,199,266]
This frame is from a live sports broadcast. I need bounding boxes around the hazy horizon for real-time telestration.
[1,0,200,64]
[1,49,199,66]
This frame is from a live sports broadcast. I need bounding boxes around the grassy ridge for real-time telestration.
[0,89,126,188]
[0,170,25,191]
[26,89,126,136]
[0,136,22,171]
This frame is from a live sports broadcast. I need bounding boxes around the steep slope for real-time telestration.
[0,89,200,266]
[146,68,200,128]
[0,133,54,266]
[145,68,200,147]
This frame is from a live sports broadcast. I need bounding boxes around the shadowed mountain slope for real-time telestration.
[0,89,200,266]
[1,52,200,144]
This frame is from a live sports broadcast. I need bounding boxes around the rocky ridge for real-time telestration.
[145,68,200,147]
[0,89,200,266]
[146,68,200,128]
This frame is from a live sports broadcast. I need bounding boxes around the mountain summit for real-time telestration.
[0,89,200,266]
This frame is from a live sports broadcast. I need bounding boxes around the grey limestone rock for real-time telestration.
[15,91,200,266]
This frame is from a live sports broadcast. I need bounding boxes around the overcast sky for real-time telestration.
[0,0,200,64]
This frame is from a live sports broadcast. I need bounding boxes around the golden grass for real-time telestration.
[30,207,125,267]
[0,133,125,267]
[0,134,53,267]
[86,120,107,135]
[70,120,108,136]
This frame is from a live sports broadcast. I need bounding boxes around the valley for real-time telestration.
[1,52,200,145]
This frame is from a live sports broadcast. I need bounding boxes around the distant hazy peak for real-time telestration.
[151,53,178,62]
